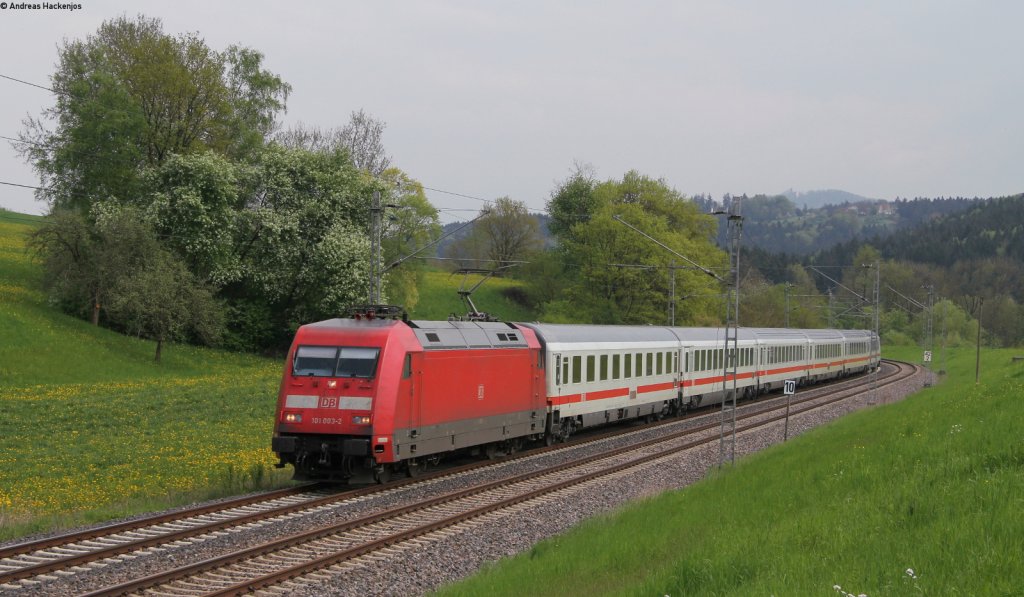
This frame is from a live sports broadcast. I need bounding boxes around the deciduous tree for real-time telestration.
[448,198,542,272]
[108,248,222,362]
[19,14,289,212]
[544,170,725,325]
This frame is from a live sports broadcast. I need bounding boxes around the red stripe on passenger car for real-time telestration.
[637,381,675,394]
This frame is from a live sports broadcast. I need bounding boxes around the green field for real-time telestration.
[409,269,537,322]
[436,346,1024,596]
[6,208,1022,594]
[0,211,286,540]
[0,211,538,540]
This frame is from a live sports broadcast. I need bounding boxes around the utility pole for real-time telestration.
[784,283,792,328]
[669,260,676,326]
[856,262,881,401]
[871,262,880,401]
[940,299,947,375]
[976,298,983,384]
[827,288,834,328]
[713,198,743,467]
[923,284,934,372]
[368,190,382,304]
[611,207,738,467]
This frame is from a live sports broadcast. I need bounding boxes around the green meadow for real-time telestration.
[410,269,537,322]
[0,211,286,540]
[436,346,1024,596]
[0,210,535,541]
[5,208,1022,596]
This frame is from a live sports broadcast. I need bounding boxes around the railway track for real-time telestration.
[33,360,916,597]
[0,361,896,592]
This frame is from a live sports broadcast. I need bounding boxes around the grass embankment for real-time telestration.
[0,211,288,540]
[437,347,1024,595]
[409,270,536,321]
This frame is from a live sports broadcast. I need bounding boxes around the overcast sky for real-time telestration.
[1,1,1021,219]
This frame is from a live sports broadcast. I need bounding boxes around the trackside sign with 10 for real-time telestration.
[784,379,797,395]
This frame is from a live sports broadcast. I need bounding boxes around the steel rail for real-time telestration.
[2,362,900,587]
[213,363,917,596]
[85,360,917,597]
[0,483,325,561]
[1,362,875,570]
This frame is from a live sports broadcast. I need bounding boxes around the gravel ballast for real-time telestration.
[1,366,932,597]
[287,368,933,597]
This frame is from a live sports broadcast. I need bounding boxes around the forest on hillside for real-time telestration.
[739,194,1024,348]
[691,194,981,255]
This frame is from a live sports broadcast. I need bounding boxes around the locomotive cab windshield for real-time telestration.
[293,346,381,378]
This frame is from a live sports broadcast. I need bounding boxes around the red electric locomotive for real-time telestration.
[272,310,545,482]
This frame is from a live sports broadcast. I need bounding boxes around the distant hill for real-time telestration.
[827,194,1024,269]
[782,189,879,209]
[718,194,980,256]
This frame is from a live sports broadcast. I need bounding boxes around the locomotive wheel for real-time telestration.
[405,459,422,478]
[374,465,392,484]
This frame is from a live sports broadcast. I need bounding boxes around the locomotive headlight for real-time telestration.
[352,415,371,425]
[284,412,302,423]
[327,380,337,388]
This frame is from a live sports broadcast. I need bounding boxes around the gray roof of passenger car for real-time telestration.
[516,323,680,345]
[519,323,774,346]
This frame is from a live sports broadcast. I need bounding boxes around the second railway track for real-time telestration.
[0,360,898,589]
[27,360,920,597]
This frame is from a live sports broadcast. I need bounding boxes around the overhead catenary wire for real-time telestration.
[419,185,493,204]
[0,73,55,93]
[0,68,527,212]
[0,180,45,191]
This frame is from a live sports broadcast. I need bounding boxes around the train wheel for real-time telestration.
[561,419,575,443]
[405,459,422,478]
[374,464,391,484]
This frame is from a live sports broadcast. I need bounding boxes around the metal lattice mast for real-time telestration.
[718,198,743,467]
[924,284,934,371]
[668,261,677,326]
[784,283,792,328]
[940,298,948,375]
[872,260,880,400]
[369,190,382,304]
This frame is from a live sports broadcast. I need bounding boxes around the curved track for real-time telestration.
[60,360,919,596]
[1,362,896,589]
